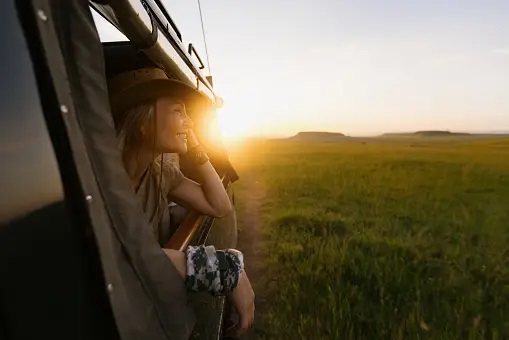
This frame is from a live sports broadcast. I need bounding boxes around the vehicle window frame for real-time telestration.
[15,1,197,338]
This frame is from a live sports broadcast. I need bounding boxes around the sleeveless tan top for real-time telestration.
[135,163,185,246]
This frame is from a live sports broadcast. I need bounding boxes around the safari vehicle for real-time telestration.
[0,0,239,339]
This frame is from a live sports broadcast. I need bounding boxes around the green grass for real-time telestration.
[230,137,509,339]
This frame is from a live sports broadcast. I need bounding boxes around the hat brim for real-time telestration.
[109,78,210,116]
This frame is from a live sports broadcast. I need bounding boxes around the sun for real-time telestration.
[216,106,252,138]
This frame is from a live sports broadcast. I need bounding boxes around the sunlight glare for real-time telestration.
[216,106,252,138]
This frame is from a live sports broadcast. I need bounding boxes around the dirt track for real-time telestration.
[236,172,267,339]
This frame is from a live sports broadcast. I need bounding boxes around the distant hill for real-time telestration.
[466,130,509,135]
[382,130,471,137]
[288,131,346,141]
[276,130,509,142]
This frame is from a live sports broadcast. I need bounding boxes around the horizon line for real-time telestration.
[223,129,509,139]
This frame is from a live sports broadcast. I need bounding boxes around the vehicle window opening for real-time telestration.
[91,7,128,42]
[100,40,191,240]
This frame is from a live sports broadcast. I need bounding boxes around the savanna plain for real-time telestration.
[230,136,509,339]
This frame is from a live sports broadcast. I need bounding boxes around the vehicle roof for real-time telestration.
[90,0,220,106]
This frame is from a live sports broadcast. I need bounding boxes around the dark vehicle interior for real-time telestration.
[0,0,237,339]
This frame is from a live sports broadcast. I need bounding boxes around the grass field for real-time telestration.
[230,137,509,339]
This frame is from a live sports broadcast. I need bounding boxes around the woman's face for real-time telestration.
[144,96,192,154]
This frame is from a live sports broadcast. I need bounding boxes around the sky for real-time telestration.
[93,0,509,137]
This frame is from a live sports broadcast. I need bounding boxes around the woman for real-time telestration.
[108,67,254,336]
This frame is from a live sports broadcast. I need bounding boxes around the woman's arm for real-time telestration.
[169,130,232,218]
[162,248,255,336]
[163,248,187,280]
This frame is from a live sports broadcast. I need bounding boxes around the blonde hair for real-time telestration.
[114,100,154,155]
[113,101,179,192]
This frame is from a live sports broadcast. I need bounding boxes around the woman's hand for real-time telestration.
[228,271,255,337]
[185,129,200,150]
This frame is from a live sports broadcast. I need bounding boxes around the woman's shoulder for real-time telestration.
[151,154,185,195]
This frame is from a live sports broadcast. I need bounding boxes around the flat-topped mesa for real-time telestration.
[289,131,346,141]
